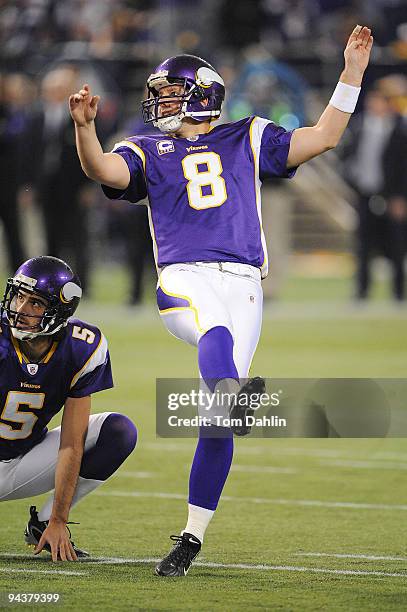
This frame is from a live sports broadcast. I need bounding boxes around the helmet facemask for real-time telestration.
[1,279,80,341]
[142,77,207,133]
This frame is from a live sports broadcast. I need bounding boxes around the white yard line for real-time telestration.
[2,555,406,578]
[95,490,407,510]
[375,452,407,461]
[266,448,346,458]
[142,442,279,456]
[194,563,407,578]
[120,468,299,480]
[142,443,393,461]
[262,301,407,321]
[142,442,195,452]
[321,459,407,471]
[118,471,157,479]
[80,300,407,323]
[83,558,407,577]
[296,552,407,562]
[0,566,87,576]
[81,557,407,577]
[231,465,298,474]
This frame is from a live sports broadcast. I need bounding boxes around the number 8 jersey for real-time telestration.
[102,116,297,278]
[0,316,113,460]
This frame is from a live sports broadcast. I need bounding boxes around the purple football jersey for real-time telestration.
[102,116,296,277]
[0,316,113,460]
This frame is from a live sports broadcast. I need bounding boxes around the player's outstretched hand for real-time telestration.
[343,25,373,83]
[34,519,78,562]
[69,84,100,127]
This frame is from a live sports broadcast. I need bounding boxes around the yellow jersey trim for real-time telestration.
[249,116,268,274]
[11,335,24,364]
[122,140,146,174]
[42,341,58,364]
[70,335,103,389]
[11,336,59,365]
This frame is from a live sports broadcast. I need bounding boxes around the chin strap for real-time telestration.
[154,113,185,133]
[11,321,65,341]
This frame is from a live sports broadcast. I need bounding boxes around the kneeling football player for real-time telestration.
[0,256,137,561]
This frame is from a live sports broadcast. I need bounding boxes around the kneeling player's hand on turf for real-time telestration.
[343,25,373,85]
[34,519,78,562]
[69,83,100,127]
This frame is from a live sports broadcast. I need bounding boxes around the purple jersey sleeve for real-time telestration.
[259,122,297,180]
[67,323,114,398]
[68,351,113,398]
[101,143,147,203]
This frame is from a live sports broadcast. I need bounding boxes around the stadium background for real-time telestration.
[1,1,407,610]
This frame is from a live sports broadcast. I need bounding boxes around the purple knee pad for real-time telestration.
[80,413,137,481]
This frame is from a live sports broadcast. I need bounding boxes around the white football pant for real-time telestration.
[0,412,111,501]
[157,262,263,379]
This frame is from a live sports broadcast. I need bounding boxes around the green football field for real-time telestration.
[1,271,407,611]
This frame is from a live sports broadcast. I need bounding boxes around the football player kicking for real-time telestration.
[0,256,137,561]
[70,25,373,575]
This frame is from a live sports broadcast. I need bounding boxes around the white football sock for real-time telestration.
[38,476,103,522]
[182,503,214,543]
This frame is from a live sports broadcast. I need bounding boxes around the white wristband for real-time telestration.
[329,81,361,113]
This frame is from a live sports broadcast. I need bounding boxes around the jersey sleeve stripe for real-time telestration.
[249,116,271,278]
[112,140,146,173]
[147,204,159,272]
[70,334,108,389]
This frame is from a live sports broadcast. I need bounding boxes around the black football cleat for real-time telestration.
[229,376,266,436]
[155,532,201,576]
[24,505,89,558]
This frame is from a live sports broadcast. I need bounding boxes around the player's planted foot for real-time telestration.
[24,506,89,558]
[155,532,201,576]
[229,376,266,436]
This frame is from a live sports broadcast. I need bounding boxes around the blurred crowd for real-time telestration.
[0,0,406,301]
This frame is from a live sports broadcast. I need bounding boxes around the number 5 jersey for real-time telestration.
[102,116,297,278]
[0,316,113,460]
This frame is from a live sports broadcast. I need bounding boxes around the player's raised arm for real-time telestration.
[286,25,373,168]
[69,84,130,189]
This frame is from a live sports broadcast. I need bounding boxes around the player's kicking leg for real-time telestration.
[155,376,265,575]
[0,412,137,557]
[156,265,263,576]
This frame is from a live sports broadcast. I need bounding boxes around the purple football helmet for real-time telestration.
[141,54,225,133]
[1,256,82,340]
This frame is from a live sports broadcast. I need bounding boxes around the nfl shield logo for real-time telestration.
[27,363,38,376]
[157,140,175,155]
